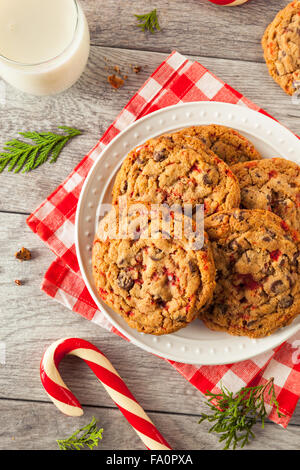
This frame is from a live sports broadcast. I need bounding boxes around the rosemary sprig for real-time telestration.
[199,377,284,450]
[0,126,81,173]
[57,417,103,450]
[135,9,160,33]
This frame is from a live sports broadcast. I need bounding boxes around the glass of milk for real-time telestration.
[0,0,90,96]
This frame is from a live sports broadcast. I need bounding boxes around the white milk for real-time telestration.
[0,0,90,95]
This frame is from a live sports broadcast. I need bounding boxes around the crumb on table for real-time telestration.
[132,65,142,74]
[15,247,31,261]
[108,74,125,89]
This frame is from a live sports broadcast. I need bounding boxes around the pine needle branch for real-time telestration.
[199,377,284,450]
[57,417,103,451]
[135,9,160,33]
[0,126,81,173]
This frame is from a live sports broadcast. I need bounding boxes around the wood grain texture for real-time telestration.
[80,0,288,62]
[0,46,299,214]
[0,0,300,451]
[1,399,300,450]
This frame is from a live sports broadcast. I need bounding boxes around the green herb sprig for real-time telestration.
[57,417,103,450]
[199,377,284,450]
[0,126,81,173]
[135,9,160,33]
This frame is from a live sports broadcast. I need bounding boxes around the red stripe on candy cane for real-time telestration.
[118,405,171,448]
[40,363,82,409]
[40,337,172,450]
[208,0,250,5]
[84,360,138,402]
[53,337,100,367]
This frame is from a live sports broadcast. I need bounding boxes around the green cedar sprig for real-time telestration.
[57,417,103,450]
[199,377,284,450]
[0,126,81,173]
[135,9,160,33]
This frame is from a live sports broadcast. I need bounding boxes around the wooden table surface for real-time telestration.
[1,0,299,450]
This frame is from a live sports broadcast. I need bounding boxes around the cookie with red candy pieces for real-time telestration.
[112,137,241,217]
[93,203,216,335]
[202,209,300,338]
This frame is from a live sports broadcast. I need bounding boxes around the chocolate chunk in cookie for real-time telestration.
[117,271,134,291]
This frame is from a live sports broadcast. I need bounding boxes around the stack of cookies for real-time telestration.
[92,124,300,338]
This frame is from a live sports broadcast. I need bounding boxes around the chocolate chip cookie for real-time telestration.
[173,125,262,166]
[202,209,300,338]
[112,135,240,217]
[262,1,300,95]
[92,203,216,335]
[232,158,300,232]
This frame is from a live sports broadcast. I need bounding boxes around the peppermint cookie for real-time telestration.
[232,158,300,232]
[112,136,240,216]
[173,125,262,166]
[262,1,300,95]
[202,209,300,338]
[92,203,216,335]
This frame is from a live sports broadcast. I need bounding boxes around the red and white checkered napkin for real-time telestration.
[27,51,300,427]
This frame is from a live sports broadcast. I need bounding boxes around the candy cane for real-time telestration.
[40,338,171,450]
[207,0,250,5]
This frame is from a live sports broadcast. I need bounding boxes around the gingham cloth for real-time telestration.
[27,51,300,427]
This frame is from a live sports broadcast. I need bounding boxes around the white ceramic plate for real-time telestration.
[75,102,300,365]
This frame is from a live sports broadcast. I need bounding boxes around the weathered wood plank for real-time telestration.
[0,46,299,214]
[0,399,298,450]
[80,0,288,63]
[0,212,299,430]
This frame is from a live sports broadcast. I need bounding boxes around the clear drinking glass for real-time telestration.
[0,0,90,96]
